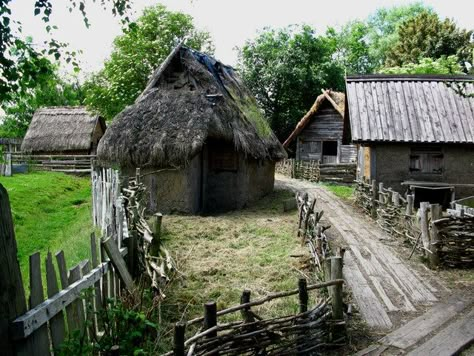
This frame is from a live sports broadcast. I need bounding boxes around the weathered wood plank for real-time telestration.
[46,251,66,352]
[29,252,51,355]
[102,236,134,290]
[381,294,471,349]
[0,184,29,354]
[90,233,102,331]
[55,250,75,335]
[407,307,474,356]
[343,251,392,329]
[11,261,110,340]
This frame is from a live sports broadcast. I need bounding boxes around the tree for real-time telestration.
[328,2,432,74]
[379,55,464,74]
[0,0,131,102]
[238,25,344,141]
[84,4,214,120]
[385,11,473,72]
[0,60,84,138]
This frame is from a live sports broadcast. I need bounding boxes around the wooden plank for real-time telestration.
[343,251,393,329]
[102,236,134,290]
[100,243,109,308]
[407,307,474,356]
[68,264,85,334]
[11,261,110,340]
[380,295,471,349]
[81,261,93,341]
[46,251,66,351]
[0,184,29,354]
[90,233,103,331]
[28,252,50,355]
[55,250,75,335]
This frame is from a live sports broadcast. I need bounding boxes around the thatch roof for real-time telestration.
[283,90,345,147]
[21,107,106,153]
[97,44,286,168]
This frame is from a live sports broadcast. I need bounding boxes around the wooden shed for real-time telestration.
[344,74,474,201]
[21,107,106,155]
[97,44,286,214]
[283,90,357,164]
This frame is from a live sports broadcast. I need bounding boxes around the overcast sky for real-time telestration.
[11,0,474,76]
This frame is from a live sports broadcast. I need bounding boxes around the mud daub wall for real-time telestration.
[373,143,474,198]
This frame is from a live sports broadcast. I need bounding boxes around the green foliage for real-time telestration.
[385,11,473,72]
[0,172,93,287]
[0,59,84,138]
[238,25,345,140]
[0,0,131,102]
[380,55,464,74]
[328,2,432,74]
[60,296,158,355]
[321,183,354,200]
[84,4,214,120]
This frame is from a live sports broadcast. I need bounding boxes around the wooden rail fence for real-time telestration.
[8,153,96,174]
[355,178,474,268]
[276,158,356,183]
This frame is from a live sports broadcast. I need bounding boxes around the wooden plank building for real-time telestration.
[344,74,474,200]
[284,90,357,164]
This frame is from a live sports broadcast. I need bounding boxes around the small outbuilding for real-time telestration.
[21,107,106,155]
[283,91,357,164]
[97,44,286,214]
[344,74,474,202]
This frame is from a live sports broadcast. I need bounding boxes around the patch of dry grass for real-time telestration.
[159,189,319,329]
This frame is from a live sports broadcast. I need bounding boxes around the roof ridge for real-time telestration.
[346,74,474,82]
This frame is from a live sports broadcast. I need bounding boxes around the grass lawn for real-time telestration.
[157,189,319,350]
[0,172,94,287]
[321,182,355,200]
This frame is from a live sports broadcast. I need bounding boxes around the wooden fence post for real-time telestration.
[149,213,162,256]
[429,204,442,268]
[330,257,343,321]
[371,179,378,218]
[298,278,308,313]
[378,182,384,203]
[102,236,135,290]
[392,192,400,207]
[173,322,186,356]
[406,195,414,216]
[204,302,217,338]
[240,290,254,323]
[0,184,28,354]
[419,202,431,252]
[127,230,138,278]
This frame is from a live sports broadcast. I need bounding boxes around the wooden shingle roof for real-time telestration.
[345,75,474,144]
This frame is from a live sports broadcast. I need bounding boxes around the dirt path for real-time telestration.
[275,175,474,354]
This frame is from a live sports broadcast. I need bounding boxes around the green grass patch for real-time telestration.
[0,172,94,287]
[321,183,355,200]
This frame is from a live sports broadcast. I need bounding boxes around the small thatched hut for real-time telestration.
[283,90,357,163]
[22,107,106,155]
[98,44,286,214]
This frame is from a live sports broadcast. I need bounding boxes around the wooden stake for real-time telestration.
[420,202,431,251]
[330,257,343,320]
[204,302,217,338]
[102,236,134,290]
[371,179,377,218]
[298,278,308,313]
[406,195,414,216]
[174,323,186,356]
[429,204,442,269]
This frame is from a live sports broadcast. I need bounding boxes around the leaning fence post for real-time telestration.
[429,204,442,268]
[174,322,186,356]
[298,278,308,313]
[330,257,343,321]
[371,180,378,218]
[0,184,28,354]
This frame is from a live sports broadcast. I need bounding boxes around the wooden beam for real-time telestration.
[11,262,110,340]
[102,236,134,290]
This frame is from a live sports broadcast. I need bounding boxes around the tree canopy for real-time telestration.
[84,4,214,120]
[385,11,473,72]
[380,56,464,75]
[0,0,131,103]
[238,25,344,141]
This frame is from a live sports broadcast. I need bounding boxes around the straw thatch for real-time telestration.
[97,44,286,168]
[283,90,345,147]
[22,107,106,153]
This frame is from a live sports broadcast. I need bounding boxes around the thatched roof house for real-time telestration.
[344,74,474,202]
[98,44,285,214]
[283,90,356,164]
[22,107,106,155]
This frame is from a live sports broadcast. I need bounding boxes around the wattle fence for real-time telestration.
[276,159,356,184]
[355,178,474,268]
[6,153,96,174]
